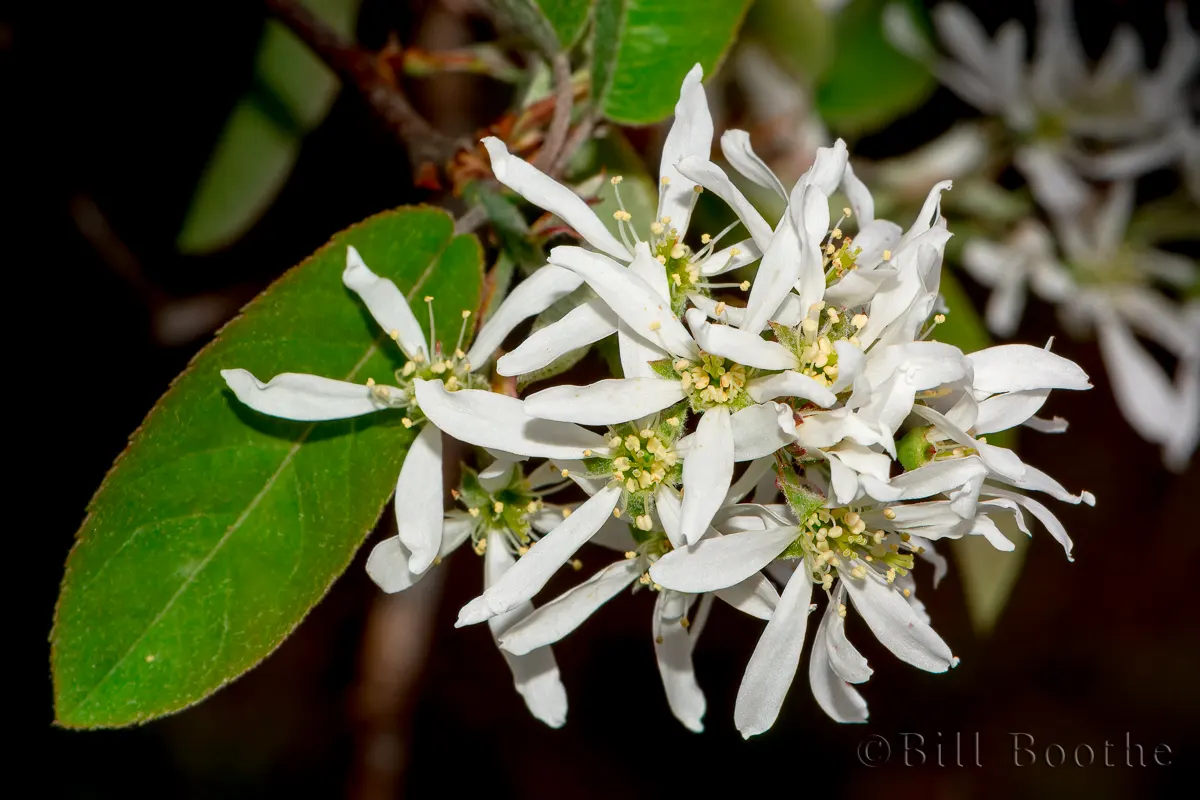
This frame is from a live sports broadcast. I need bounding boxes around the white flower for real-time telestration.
[962,183,1200,469]
[221,246,606,578]
[469,64,763,377]
[496,487,781,732]
[887,0,1199,214]
[367,459,571,726]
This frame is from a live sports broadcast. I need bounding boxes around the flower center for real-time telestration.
[771,305,867,389]
[583,412,687,530]
[454,466,542,555]
[677,353,749,410]
[781,506,917,591]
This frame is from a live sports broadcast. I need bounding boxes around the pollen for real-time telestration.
[714,301,727,316]
[650,222,665,235]
[424,295,434,303]
[649,320,662,331]
[401,417,413,428]
[468,507,480,517]
[656,255,667,264]
[701,233,711,244]
[461,310,471,319]
[852,313,869,329]
[493,501,504,513]
[389,329,400,341]
[882,249,892,261]
[843,207,852,217]
[611,175,624,185]
[571,559,583,571]
[613,210,632,222]
[739,280,751,291]
[934,313,946,324]
[366,377,375,387]
[562,507,572,518]
[560,468,570,478]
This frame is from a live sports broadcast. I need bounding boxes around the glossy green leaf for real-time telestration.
[747,0,833,82]
[491,0,592,54]
[177,0,361,254]
[815,0,935,135]
[53,206,483,728]
[592,0,753,124]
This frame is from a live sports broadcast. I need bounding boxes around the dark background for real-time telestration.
[13,0,1197,797]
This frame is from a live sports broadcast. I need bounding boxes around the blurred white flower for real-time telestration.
[962,183,1200,468]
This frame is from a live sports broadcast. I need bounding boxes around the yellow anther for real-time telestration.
[693,185,703,193]
[714,301,727,316]
[884,508,897,520]
[517,545,529,556]
[659,176,670,186]
[389,329,400,341]
[882,249,893,261]
[739,280,750,291]
[366,377,376,387]
[661,216,672,225]
[493,501,504,513]
[401,417,413,428]
[670,243,686,260]
[526,501,538,512]
[934,313,946,324]
[648,320,661,332]
[571,559,583,571]
[611,175,624,185]
[424,296,434,303]
[656,255,667,264]
[636,514,653,531]
[730,247,742,257]
[827,308,840,322]
[852,313,868,329]
[801,318,818,334]
[583,449,593,457]
[613,210,632,222]
[902,588,911,597]
[667,416,680,426]
[701,233,711,244]
[562,507,572,518]
[468,507,480,517]
[560,468,570,478]
[461,310,471,319]
[650,222,665,235]
[625,550,637,559]
[843,207,852,217]
[612,507,622,518]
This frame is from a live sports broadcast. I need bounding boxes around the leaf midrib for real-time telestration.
[62,239,448,721]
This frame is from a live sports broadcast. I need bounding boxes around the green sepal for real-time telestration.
[778,461,825,524]
[458,466,491,510]
[897,425,935,472]
[584,457,615,476]
[649,358,682,381]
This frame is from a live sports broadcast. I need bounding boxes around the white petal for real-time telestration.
[681,406,735,544]
[221,369,389,421]
[734,567,814,738]
[876,456,990,501]
[747,371,836,407]
[721,129,787,199]
[483,137,629,261]
[395,423,444,573]
[659,63,714,235]
[676,156,774,250]
[500,559,641,654]
[365,537,425,594]
[714,572,780,620]
[1014,145,1088,216]
[841,161,874,223]
[458,485,622,625]
[618,321,671,380]
[902,180,953,244]
[484,531,568,728]
[910,404,1027,480]
[687,309,798,370]
[850,219,902,266]
[743,217,803,334]
[549,244,698,359]
[343,246,427,358]
[689,292,746,327]
[1096,315,1180,446]
[831,340,865,394]
[842,569,953,672]
[524,378,684,426]
[654,591,707,732]
[810,601,869,723]
[729,402,798,461]
[799,139,849,197]
[700,239,763,277]
[967,344,1092,393]
[466,265,584,367]
[974,389,1050,434]
[983,485,1075,560]
[649,524,798,593]
[415,380,608,459]
[496,298,617,376]
[823,584,872,683]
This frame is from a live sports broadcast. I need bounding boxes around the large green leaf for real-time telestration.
[935,269,1025,635]
[747,0,833,82]
[492,0,593,53]
[815,0,935,135]
[592,0,753,124]
[53,207,483,728]
[177,0,361,254]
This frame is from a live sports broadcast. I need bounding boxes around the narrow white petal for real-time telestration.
[842,569,953,672]
[655,483,687,549]
[659,63,714,235]
[500,559,641,654]
[1014,145,1088,216]
[810,600,869,723]
[1096,315,1180,445]
[983,485,1075,560]
[902,179,953,244]
[799,139,849,197]
[734,568,814,738]
[687,309,798,370]
[714,572,780,620]
[497,300,618,376]
[974,389,1050,434]
[468,265,585,367]
[729,402,798,461]
[618,321,671,379]
[689,292,746,327]
[676,156,774,250]
[415,380,608,459]
[343,246,427,358]
[823,584,872,683]
[830,340,865,394]
[747,371,836,407]
[483,136,629,261]
[649,524,799,593]
[721,129,787,199]
[221,369,389,421]
[458,485,622,625]
[742,215,802,333]
[485,531,568,728]
[841,162,874,223]
[654,591,707,732]
[549,244,699,359]
[365,537,425,593]
[681,406,735,544]
[968,343,1092,393]
[395,423,444,573]
[879,456,990,501]
[524,378,684,425]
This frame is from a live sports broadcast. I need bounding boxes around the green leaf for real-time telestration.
[177,0,361,254]
[592,0,753,124]
[53,206,483,728]
[491,0,593,54]
[815,0,934,135]
[568,130,658,240]
[746,0,833,81]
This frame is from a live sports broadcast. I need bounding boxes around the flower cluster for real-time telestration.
[222,65,1095,736]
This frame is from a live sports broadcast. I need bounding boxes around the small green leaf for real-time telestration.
[53,206,483,728]
[177,0,361,254]
[815,0,934,135]
[491,0,593,54]
[592,0,753,124]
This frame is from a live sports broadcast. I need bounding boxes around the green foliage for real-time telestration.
[778,461,824,524]
[814,0,935,135]
[492,0,593,54]
[747,0,833,80]
[177,0,361,254]
[53,207,483,728]
[591,0,753,124]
